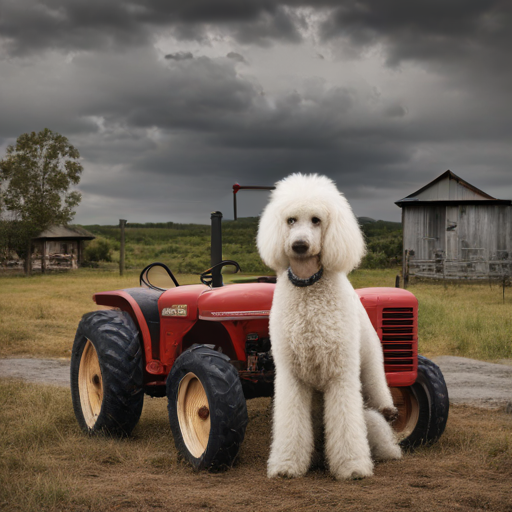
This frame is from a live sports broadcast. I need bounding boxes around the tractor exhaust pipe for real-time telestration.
[210,211,223,287]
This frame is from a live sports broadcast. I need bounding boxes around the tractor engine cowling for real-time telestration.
[356,287,418,387]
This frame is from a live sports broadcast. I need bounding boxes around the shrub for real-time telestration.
[361,251,390,269]
[84,238,112,263]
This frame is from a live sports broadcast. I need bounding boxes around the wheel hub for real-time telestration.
[78,339,104,428]
[177,373,211,458]
[390,387,420,439]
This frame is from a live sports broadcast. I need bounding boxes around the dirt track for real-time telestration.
[1,356,511,409]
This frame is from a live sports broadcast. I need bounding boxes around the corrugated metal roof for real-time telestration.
[32,225,95,240]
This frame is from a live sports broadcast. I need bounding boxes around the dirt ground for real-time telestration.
[65,402,512,512]
[1,355,511,407]
[1,357,512,511]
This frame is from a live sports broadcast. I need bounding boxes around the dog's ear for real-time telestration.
[321,191,366,273]
[257,197,289,272]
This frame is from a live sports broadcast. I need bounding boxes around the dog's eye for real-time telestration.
[312,217,321,225]
[287,218,296,225]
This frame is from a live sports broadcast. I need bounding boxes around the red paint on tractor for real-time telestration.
[94,283,418,388]
[356,287,418,387]
[197,283,274,321]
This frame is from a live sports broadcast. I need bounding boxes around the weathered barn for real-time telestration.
[396,171,512,280]
[32,225,95,271]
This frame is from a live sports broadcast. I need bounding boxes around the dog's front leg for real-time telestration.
[323,378,374,480]
[268,364,314,478]
[357,303,398,421]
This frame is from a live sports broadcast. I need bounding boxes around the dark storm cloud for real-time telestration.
[319,0,512,98]
[2,0,509,91]
[1,0,510,224]
[67,52,410,158]
[3,0,509,57]
[226,52,247,63]
[319,0,511,63]
[0,0,304,55]
[165,51,194,61]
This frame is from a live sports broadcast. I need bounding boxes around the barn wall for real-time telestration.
[32,240,79,270]
[414,176,490,201]
[404,204,512,279]
[403,206,446,259]
[455,205,512,277]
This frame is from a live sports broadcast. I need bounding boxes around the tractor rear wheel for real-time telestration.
[70,310,144,437]
[391,355,449,448]
[167,345,248,471]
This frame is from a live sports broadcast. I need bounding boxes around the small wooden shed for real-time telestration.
[32,225,95,271]
[396,170,512,280]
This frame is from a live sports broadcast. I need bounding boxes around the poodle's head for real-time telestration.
[257,173,366,274]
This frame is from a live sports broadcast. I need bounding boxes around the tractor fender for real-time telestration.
[93,288,163,373]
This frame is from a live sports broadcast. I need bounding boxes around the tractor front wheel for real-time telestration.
[70,310,144,437]
[167,345,248,471]
[391,355,449,448]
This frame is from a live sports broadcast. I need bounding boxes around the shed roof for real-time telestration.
[32,225,95,241]
[395,170,507,208]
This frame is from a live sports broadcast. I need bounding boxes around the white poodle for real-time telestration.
[257,173,401,480]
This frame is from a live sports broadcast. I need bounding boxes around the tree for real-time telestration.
[0,128,83,274]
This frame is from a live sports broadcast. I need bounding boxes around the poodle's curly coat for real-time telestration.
[257,173,401,480]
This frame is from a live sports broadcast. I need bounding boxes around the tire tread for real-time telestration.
[70,310,144,437]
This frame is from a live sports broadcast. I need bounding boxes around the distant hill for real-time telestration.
[357,217,377,224]
[81,216,402,272]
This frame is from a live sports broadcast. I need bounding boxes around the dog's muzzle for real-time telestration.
[292,240,309,255]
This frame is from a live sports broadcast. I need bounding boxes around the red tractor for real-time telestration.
[71,212,449,470]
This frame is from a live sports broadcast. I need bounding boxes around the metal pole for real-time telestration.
[119,219,127,276]
[210,211,223,287]
[231,183,274,220]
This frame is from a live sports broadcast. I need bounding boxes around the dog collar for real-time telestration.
[287,266,324,287]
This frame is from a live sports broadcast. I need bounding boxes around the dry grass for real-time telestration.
[408,280,512,360]
[350,269,512,360]
[1,379,511,512]
[1,268,512,361]
[0,270,200,358]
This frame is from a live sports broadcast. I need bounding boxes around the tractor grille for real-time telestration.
[381,308,415,373]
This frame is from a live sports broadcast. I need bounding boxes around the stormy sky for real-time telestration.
[1,0,511,224]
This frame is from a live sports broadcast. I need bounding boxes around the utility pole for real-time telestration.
[119,219,127,276]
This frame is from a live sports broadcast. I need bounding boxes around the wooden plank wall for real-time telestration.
[403,205,512,279]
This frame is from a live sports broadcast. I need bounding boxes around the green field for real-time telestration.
[79,217,402,273]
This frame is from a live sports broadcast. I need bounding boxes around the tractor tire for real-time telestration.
[167,345,248,471]
[391,355,449,449]
[70,310,144,437]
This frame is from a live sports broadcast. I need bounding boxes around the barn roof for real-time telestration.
[32,225,95,241]
[395,170,510,207]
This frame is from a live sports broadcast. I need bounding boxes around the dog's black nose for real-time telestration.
[292,241,309,254]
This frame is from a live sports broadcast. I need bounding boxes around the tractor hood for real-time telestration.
[198,283,275,321]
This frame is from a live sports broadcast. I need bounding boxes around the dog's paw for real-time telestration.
[330,457,374,480]
[380,406,399,424]
[267,461,309,479]
[372,442,402,461]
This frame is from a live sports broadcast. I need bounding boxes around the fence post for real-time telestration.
[404,250,409,289]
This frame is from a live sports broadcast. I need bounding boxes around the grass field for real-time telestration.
[1,267,511,361]
[75,217,402,273]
